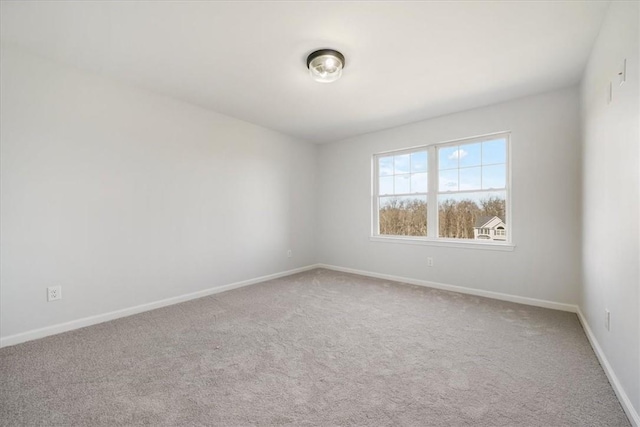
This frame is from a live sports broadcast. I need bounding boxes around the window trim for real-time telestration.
[371,131,514,250]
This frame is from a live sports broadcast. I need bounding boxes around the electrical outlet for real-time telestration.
[287,249,292,258]
[427,257,434,267]
[605,309,611,331]
[47,286,62,302]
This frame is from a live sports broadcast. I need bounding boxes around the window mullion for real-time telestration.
[372,155,379,236]
[427,146,438,238]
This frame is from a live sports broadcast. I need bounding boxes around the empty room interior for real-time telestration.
[1,1,639,426]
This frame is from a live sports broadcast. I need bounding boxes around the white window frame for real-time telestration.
[371,131,514,251]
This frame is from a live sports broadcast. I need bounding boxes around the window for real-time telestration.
[376,149,428,236]
[373,132,510,247]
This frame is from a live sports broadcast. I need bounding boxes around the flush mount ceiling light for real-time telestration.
[307,49,345,83]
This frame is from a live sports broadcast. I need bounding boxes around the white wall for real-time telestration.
[580,1,640,419]
[0,46,317,340]
[317,86,582,305]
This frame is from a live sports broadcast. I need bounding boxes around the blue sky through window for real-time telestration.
[438,138,506,197]
[410,151,427,172]
[378,150,428,195]
[378,138,506,200]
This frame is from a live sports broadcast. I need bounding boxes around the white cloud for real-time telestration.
[448,149,468,160]
[379,166,394,176]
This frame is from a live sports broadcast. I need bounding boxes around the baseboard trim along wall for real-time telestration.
[0,264,321,348]
[2,263,576,348]
[3,263,636,426]
[576,308,640,427]
[318,263,578,313]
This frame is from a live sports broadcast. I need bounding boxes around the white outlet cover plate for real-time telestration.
[47,286,62,301]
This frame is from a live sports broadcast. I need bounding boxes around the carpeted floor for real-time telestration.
[0,268,630,426]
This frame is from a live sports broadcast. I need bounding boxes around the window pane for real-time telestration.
[379,156,394,176]
[482,164,506,189]
[458,143,481,168]
[395,174,410,194]
[379,196,427,237]
[459,167,481,191]
[394,154,410,174]
[411,172,428,193]
[411,151,428,173]
[439,169,458,192]
[439,146,459,170]
[378,156,393,176]
[482,139,506,164]
[438,191,506,240]
[379,176,394,195]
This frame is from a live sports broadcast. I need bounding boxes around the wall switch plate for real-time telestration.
[287,249,292,258]
[605,309,611,331]
[47,286,62,302]
[427,257,434,267]
[607,81,613,104]
[619,58,626,86]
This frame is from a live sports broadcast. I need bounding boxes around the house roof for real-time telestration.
[474,215,504,228]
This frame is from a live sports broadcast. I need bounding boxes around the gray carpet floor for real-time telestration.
[0,268,630,426]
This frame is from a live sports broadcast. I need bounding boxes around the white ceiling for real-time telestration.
[1,1,609,143]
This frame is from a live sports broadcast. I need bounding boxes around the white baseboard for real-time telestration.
[0,264,320,348]
[318,263,578,313]
[576,308,640,427]
[3,263,636,425]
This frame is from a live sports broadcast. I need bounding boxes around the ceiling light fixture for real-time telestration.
[307,49,345,83]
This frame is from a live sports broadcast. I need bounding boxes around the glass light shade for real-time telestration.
[307,50,344,83]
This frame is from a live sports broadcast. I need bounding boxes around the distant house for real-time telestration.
[473,216,506,241]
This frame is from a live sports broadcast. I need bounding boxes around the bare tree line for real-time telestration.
[379,198,427,236]
[379,196,505,238]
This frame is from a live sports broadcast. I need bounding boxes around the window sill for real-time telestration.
[369,235,515,251]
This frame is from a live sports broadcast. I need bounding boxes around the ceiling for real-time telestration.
[1,1,609,143]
